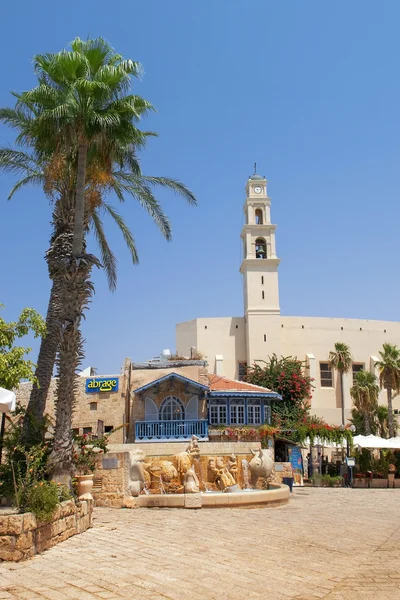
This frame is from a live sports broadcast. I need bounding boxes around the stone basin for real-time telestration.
[133,483,289,509]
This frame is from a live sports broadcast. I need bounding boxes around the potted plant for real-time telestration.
[72,433,106,499]
[353,473,369,488]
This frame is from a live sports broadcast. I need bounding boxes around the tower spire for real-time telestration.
[253,162,257,175]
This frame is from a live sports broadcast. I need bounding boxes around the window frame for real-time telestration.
[230,400,245,425]
[209,401,227,425]
[352,363,364,385]
[159,396,185,421]
[247,400,261,425]
[320,362,333,388]
[238,362,247,381]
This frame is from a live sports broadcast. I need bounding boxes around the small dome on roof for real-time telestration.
[249,173,264,180]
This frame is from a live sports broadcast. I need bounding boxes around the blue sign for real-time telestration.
[86,377,119,393]
[288,445,304,486]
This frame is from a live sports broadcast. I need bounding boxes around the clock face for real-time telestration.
[254,186,262,194]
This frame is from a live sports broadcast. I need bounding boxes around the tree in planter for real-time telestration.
[328,342,352,427]
[350,370,379,435]
[245,354,314,438]
[2,38,196,482]
[375,343,400,438]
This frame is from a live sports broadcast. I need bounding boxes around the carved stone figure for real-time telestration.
[158,460,178,482]
[186,435,200,459]
[216,467,236,491]
[207,458,218,483]
[127,450,151,497]
[174,451,192,483]
[228,453,238,482]
[184,468,200,493]
[248,448,274,487]
[216,456,225,469]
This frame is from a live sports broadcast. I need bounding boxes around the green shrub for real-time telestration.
[23,481,60,522]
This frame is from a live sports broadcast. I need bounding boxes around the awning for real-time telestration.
[353,434,400,449]
[0,387,16,414]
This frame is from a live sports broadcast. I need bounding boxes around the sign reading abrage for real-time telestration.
[86,377,119,394]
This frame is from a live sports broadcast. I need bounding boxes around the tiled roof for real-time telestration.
[207,374,276,395]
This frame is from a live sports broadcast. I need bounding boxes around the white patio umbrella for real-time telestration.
[352,434,397,449]
[0,387,16,414]
[0,387,16,464]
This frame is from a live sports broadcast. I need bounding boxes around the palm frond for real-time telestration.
[90,209,117,290]
[101,203,139,264]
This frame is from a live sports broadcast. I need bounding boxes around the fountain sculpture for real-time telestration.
[127,436,289,508]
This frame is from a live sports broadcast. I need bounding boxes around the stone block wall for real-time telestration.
[16,377,125,443]
[93,453,129,507]
[0,499,93,562]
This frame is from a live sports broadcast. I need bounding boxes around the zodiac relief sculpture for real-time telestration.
[248,448,274,487]
[174,435,200,483]
[184,468,200,493]
[186,435,200,459]
[228,453,238,482]
[127,450,151,497]
[207,456,236,491]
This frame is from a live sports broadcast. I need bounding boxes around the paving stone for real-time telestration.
[0,489,400,599]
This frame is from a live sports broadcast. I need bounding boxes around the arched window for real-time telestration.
[255,237,267,259]
[255,209,263,224]
[160,396,185,421]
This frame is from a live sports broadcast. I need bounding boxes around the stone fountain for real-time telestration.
[127,436,289,508]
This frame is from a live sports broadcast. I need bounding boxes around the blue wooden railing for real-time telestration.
[135,419,208,442]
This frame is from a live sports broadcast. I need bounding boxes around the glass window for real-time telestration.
[230,402,245,425]
[352,363,364,384]
[247,404,261,425]
[210,403,227,425]
[160,396,185,421]
[83,427,92,435]
[90,402,97,411]
[264,402,271,424]
[104,425,114,433]
[238,362,247,381]
[320,363,333,387]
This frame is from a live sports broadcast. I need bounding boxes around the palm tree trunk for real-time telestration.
[387,387,395,438]
[364,413,371,436]
[22,194,75,446]
[72,143,87,257]
[49,253,99,484]
[22,284,61,444]
[340,371,345,427]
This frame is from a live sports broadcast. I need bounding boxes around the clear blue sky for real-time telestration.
[1,1,400,373]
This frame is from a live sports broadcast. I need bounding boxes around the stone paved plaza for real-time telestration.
[0,488,400,599]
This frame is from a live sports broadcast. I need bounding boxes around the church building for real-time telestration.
[176,173,400,426]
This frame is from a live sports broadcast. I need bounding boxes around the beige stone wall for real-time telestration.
[176,314,400,426]
[17,374,125,443]
[16,363,211,445]
[93,452,129,507]
[0,499,93,562]
[176,318,246,380]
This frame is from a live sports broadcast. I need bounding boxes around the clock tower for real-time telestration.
[240,172,281,366]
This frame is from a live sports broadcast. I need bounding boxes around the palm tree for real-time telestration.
[329,342,352,427]
[350,370,379,435]
[0,148,194,444]
[375,343,400,438]
[0,38,196,480]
